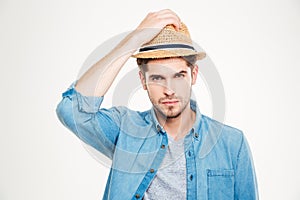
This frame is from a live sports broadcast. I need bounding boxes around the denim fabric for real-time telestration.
[56,84,259,200]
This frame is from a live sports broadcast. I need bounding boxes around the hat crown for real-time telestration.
[143,22,193,47]
[132,22,206,60]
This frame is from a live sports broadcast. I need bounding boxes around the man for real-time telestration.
[56,9,258,200]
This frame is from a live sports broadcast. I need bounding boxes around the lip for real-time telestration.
[161,100,179,105]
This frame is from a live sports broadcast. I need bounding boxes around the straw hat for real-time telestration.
[132,22,206,60]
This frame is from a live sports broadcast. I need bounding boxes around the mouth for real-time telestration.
[161,100,179,106]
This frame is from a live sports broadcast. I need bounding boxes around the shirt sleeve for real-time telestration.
[234,134,259,200]
[56,82,123,160]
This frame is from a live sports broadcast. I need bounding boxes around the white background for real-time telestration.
[1,0,300,199]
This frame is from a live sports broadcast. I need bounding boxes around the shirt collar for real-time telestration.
[190,99,202,136]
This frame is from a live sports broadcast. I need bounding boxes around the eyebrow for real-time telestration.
[177,70,188,74]
[148,70,188,78]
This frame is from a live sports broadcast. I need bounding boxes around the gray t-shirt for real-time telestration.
[143,136,187,200]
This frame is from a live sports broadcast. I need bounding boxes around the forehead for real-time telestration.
[146,57,190,74]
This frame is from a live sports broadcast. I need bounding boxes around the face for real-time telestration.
[139,57,198,119]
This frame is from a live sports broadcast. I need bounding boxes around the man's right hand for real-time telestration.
[132,9,181,47]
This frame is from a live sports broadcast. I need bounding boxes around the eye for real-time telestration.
[174,73,185,78]
[150,75,164,81]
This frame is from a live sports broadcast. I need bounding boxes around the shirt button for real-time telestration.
[161,144,165,149]
[189,174,193,181]
[188,151,191,157]
[194,133,199,138]
[191,128,195,133]
[150,169,155,173]
[156,125,161,132]
[135,194,140,199]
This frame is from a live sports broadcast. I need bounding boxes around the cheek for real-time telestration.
[146,83,163,94]
[146,80,166,88]
[173,79,191,90]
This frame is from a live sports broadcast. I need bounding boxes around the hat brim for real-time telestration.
[132,49,206,60]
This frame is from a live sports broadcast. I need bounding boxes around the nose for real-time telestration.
[163,81,175,96]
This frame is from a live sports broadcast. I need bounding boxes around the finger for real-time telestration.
[150,16,180,31]
[136,10,181,31]
[153,10,181,30]
[156,9,181,23]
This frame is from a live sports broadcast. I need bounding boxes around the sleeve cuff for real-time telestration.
[62,82,104,113]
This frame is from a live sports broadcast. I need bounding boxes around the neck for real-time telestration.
[156,103,196,141]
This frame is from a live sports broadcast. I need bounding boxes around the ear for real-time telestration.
[191,65,199,85]
[139,70,147,90]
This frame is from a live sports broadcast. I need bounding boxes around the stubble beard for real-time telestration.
[152,97,190,119]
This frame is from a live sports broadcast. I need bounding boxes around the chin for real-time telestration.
[164,109,182,119]
[166,113,182,119]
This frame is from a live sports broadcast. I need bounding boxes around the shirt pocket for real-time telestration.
[207,169,235,200]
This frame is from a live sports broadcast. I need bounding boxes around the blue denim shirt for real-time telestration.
[56,85,258,200]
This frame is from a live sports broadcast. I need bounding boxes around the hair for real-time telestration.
[136,55,197,74]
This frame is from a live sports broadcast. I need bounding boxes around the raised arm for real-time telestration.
[75,9,181,97]
[56,9,182,159]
